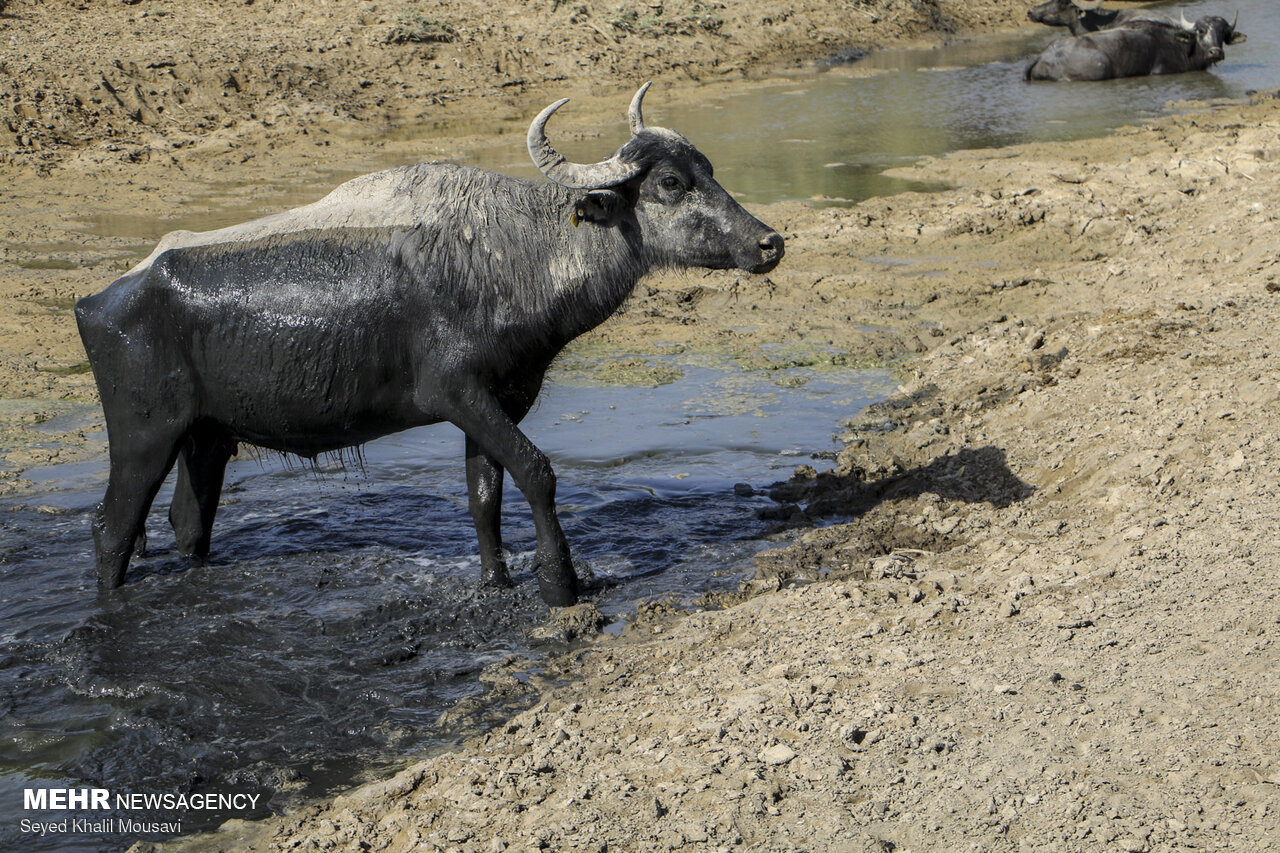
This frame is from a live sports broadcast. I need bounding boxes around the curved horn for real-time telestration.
[527,98,644,189]
[1231,10,1238,30]
[1180,9,1193,28]
[629,81,652,135]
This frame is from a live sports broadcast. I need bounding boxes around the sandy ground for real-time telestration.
[2,1,1279,851]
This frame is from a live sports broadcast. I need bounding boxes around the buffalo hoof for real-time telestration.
[537,571,580,608]
[91,511,130,589]
[93,551,128,589]
[480,563,513,588]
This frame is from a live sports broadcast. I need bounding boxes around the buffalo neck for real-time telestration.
[386,168,651,370]
[415,170,650,349]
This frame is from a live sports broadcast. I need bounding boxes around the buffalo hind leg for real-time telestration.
[444,382,578,607]
[465,377,544,590]
[170,424,236,559]
[94,427,185,588]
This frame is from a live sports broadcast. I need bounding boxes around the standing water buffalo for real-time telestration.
[1025,14,1246,81]
[75,83,784,606]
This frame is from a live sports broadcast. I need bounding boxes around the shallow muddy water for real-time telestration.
[435,0,1280,208]
[0,360,896,852]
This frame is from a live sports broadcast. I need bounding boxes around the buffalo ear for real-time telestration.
[1229,31,1247,44]
[573,189,627,227]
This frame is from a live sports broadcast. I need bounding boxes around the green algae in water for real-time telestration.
[38,361,93,376]
[16,259,79,271]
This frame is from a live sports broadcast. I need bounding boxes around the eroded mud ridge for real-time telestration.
[155,94,1280,852]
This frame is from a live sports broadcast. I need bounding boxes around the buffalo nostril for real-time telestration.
[747,232,785,274]
[760,233,784,256]
[749,232,784,273]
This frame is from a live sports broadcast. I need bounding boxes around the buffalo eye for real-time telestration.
[659,174,685,196]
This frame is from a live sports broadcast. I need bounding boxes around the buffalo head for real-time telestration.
[527,83,785,274]
[1179,12,1247,64]
[1027,0,1083,27]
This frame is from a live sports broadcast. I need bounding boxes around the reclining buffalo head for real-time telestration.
[1027,0,1085,28]
[528,83,784,274]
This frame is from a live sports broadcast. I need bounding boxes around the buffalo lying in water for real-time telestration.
[75,84,784,606]
[1026,0,1171,37]
[1025,14,1246,82]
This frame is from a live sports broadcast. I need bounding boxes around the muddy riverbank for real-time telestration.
[143,89,1280,852]
[2,0,1279,851]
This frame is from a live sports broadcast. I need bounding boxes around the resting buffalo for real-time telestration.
[75,83,784,606]
[1025,15,1246,81]
[1026,0,1167,37]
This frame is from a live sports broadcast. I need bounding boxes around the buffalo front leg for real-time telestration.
[466,436,512,588]
[444,385,578,606]
[169,425,236,558]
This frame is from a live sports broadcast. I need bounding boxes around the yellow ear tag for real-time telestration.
[570,207,584,228]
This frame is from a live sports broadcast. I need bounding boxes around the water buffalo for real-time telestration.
[1025,15,1246,81]
[1026,0,1168,36]
[75,83,784,607]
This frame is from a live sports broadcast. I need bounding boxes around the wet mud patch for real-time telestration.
[549,346,687,388]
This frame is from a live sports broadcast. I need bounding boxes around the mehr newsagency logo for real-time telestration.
[18,786,262,838]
